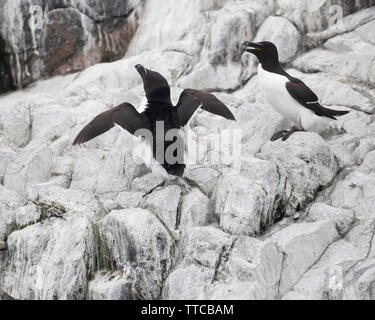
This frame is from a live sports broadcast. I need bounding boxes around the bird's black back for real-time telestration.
[142,103,185,176]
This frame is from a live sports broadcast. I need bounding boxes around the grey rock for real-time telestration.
[330,150,375,219]
[0,290,14,300]
[142,185,182,231]
[260,133,338,215]
[0,214,97,299]
[308,203,355,237]
[0,0,141,92]
[162,265,214,300]
[163,226,283,300]
[254,16,302,64]
[182,225,233,269]
[4,144,53,195]
[342,259,375,300]
[88,271,134,300]
[0,1,374,301]
[162,226,233,299]
[115,192,144,209]
[277,0,374,34]
[294,18,375,86]
[98,209,173,299]
[0,102,31,147]
[179,189,212,232]
[270,220,340,296]
[184,166,220,196]
[131,173,165,193]
[0,144,16,185]
[35,185,104,217]
[210,237,283,299]
[213,174,268,236]
[0,185,25,242]
[15,204,42,229]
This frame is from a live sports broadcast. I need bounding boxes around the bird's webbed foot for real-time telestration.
[281,126,305,141]
[271,130,289,141]
[143,176,206,197]
[271,127,305,142]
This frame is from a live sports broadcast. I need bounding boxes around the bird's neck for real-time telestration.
[145,102,173,120]
[260,60,285,75]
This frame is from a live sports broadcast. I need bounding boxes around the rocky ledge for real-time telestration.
[0,0,375,300]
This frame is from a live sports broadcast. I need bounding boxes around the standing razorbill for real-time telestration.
[243,41,349,141]
[73,64,235,194]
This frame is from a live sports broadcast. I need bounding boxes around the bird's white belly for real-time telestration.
[135,139,169,179]
[115,123,169,179]
[258,65,312,127]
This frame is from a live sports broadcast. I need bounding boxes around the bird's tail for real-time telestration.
[329,109,350,118]
[316,105,350,120]
[165,163,186,177]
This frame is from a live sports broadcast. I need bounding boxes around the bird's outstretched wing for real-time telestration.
[286,81,349,119]
[73,102,146,145]
[175,89,236,127]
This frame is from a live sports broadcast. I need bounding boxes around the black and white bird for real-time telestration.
[243,41,349,141]
[73,64,235,194]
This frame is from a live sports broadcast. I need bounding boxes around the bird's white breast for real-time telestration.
[140,139,169,179]
[137,96,148,113]
[114,123,169,180]
[257,64,314,127]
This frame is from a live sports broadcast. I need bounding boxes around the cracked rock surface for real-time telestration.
[0,0,375,300]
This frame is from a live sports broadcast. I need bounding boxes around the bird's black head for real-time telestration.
[243,41,279,66]
[135,64,172,105]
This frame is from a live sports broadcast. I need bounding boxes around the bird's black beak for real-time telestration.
[243,41,263,54]
[135,64,147,78]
